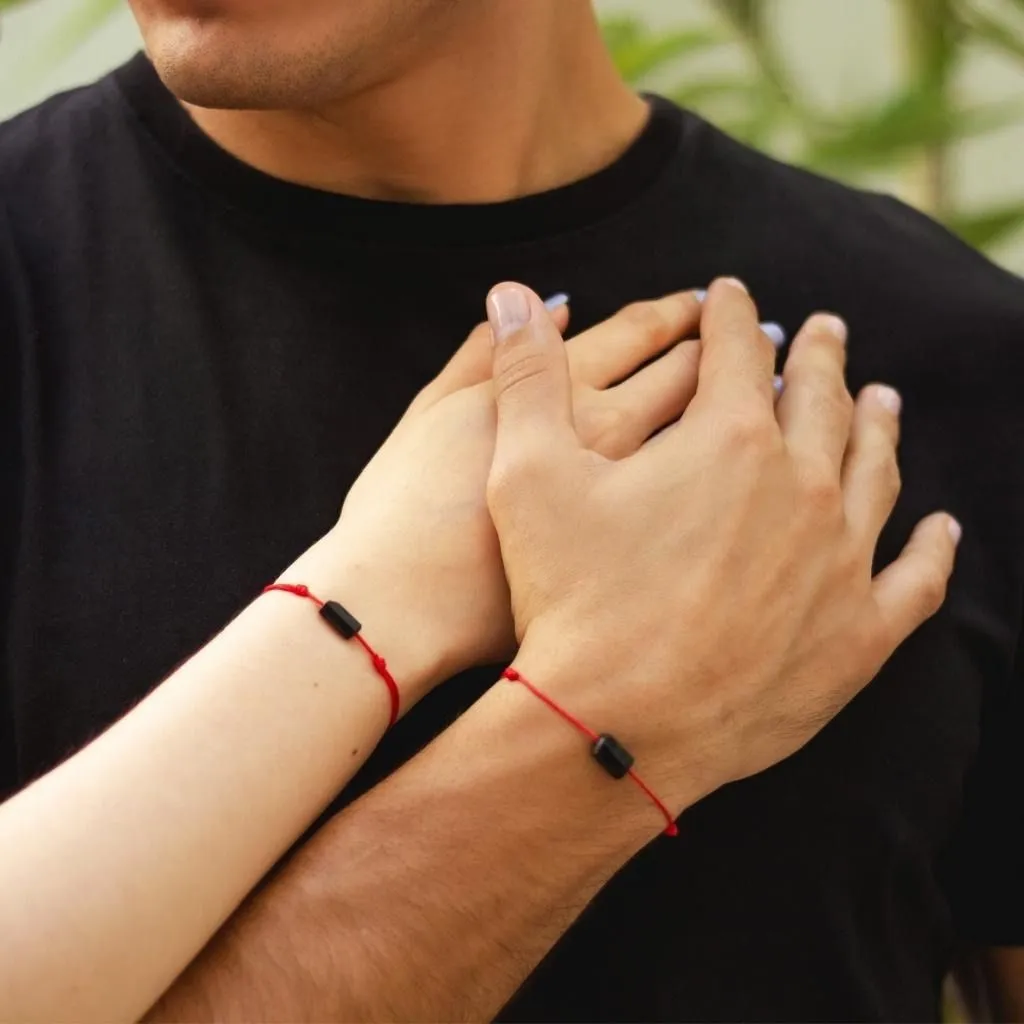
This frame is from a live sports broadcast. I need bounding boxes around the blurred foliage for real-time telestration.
[602,0,1024,254]
[0,0,120,80]
[1,0,1022,255]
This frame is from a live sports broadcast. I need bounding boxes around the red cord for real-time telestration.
[503,668,679,837]
[263,582,401,727]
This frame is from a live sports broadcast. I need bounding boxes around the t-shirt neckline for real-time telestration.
[111,52,687,248]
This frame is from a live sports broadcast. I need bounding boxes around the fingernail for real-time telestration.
[818,314,848,344]
[762,322,786,348]
[694,288,708,303]
[874,384,902,415]
[721,277,748,294]
[488,285,533,343]
[543,292,570,312]
[773,374,784,397]
[948,517,963,545]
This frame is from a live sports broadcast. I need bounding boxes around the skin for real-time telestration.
[1,281,957,1022]
[130,0,648,203]
[148,281,956,1023]
[19,0,1015,1015]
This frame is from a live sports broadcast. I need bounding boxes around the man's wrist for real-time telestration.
[511,630,710,820]
[473,669,663,852]
[277,532,454,709]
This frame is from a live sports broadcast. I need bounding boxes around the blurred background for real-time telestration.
[1,0,1023,274]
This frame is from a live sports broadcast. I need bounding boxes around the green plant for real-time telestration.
[0,0,121,83]
[603,0,1024,256]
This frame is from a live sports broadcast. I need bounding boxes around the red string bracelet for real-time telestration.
[503,668,679,837]
[263,583,401,728]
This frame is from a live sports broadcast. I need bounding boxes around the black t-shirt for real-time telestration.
[2,53,1023,1022]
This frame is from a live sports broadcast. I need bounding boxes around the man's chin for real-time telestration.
[136,14,260,108]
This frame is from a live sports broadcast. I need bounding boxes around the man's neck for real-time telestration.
[183,2,648,204]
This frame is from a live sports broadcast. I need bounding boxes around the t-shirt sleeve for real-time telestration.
[860,197,1024,949]
[0,200,26,801]
[943,637,1024,947]
[945,674,1024,946]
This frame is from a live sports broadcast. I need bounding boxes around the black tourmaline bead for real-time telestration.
[319,601,362,639]
[591,733,635,779]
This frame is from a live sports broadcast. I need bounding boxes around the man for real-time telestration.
[0,0,1021,1020]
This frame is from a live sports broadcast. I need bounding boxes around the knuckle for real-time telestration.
[803,386,853,440]
[724,410,777,454]
[802,366,853,414]
[487,448,546,505]
[798,461,842,515]
[802,312,849,350]
[856,446,901,506]
[619,300,669,340]
[593,403,630,451]
[493,348,549,399]
[877,452,902,503]
[836,543,866,583]
[916,567,949,617]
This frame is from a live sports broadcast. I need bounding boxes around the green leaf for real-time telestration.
[711,0,767,35]
[947,201,1024,249]
[600,15,643,56]
[4,0,121,80]
[666,76,760,109]
[803,87,1024,174]
[899,0,961,84]
[960,7,1024,64]
[602,16,729,85]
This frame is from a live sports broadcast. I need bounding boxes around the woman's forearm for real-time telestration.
[147,668,663,1024]
[0,539,440,1024]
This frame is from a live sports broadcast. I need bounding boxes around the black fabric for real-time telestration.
[2,53,1023,1022]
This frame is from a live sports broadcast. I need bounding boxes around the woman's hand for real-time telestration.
[486,278,959,814]
[294,292,706,705]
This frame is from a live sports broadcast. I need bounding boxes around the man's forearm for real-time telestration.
[149,677,662,1022]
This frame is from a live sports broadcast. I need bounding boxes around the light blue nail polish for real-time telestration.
[773,375,785,397]
[543,292,570,311]
[694,289,708,303]
[762,322,787,348]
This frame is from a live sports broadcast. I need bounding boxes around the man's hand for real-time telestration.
[146,279,958,1024]
[487,277,960,812]
[313,291,706,704]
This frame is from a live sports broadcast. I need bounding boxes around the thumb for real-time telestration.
[487,282,576,459]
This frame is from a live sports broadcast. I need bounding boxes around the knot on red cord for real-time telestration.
[503,668,521,682]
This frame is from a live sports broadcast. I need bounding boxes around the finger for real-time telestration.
[870,512,960,656]
[691,277,776,411]
[566,291,703,388]
[488,282,576,463]
[586,340,701,458]
[406,322,494,415]
[775,313,852,470]
[411,297,571,414]
[841,384,903,548]
[543,292,572,335]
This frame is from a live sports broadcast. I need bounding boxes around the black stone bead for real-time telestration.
[591,733,634,779]
[319,600,362,639]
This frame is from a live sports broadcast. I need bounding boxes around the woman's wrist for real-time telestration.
[278,532,459,710]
